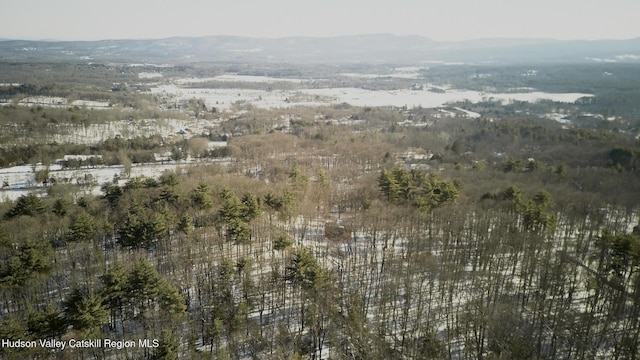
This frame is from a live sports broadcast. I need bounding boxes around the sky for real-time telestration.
[1,0,639,42]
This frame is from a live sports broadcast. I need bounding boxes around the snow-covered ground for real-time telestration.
[175,74,307,85]
[34,118,216,144]
[138,72,164,79]
[0,158,233,202]
[2,74,593,115]
[454,107,481,118]
[151,78,593,111]
[340,67,424,79]
[545,113,571,123]
[16,96,111,109]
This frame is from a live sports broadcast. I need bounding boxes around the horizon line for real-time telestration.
[1,33,639,43]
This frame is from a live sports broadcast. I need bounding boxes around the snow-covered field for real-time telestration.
[16,96,111,109]
[340,67,424,79]
[176,74,307,85]
[2,74,592,114]
[0,158,233,202]
[138,72,164,79]
[151,74,593,111]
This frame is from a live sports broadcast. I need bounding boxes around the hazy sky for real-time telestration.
[2,0,639,41]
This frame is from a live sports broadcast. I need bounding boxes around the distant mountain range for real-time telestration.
[1,34,639,64]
